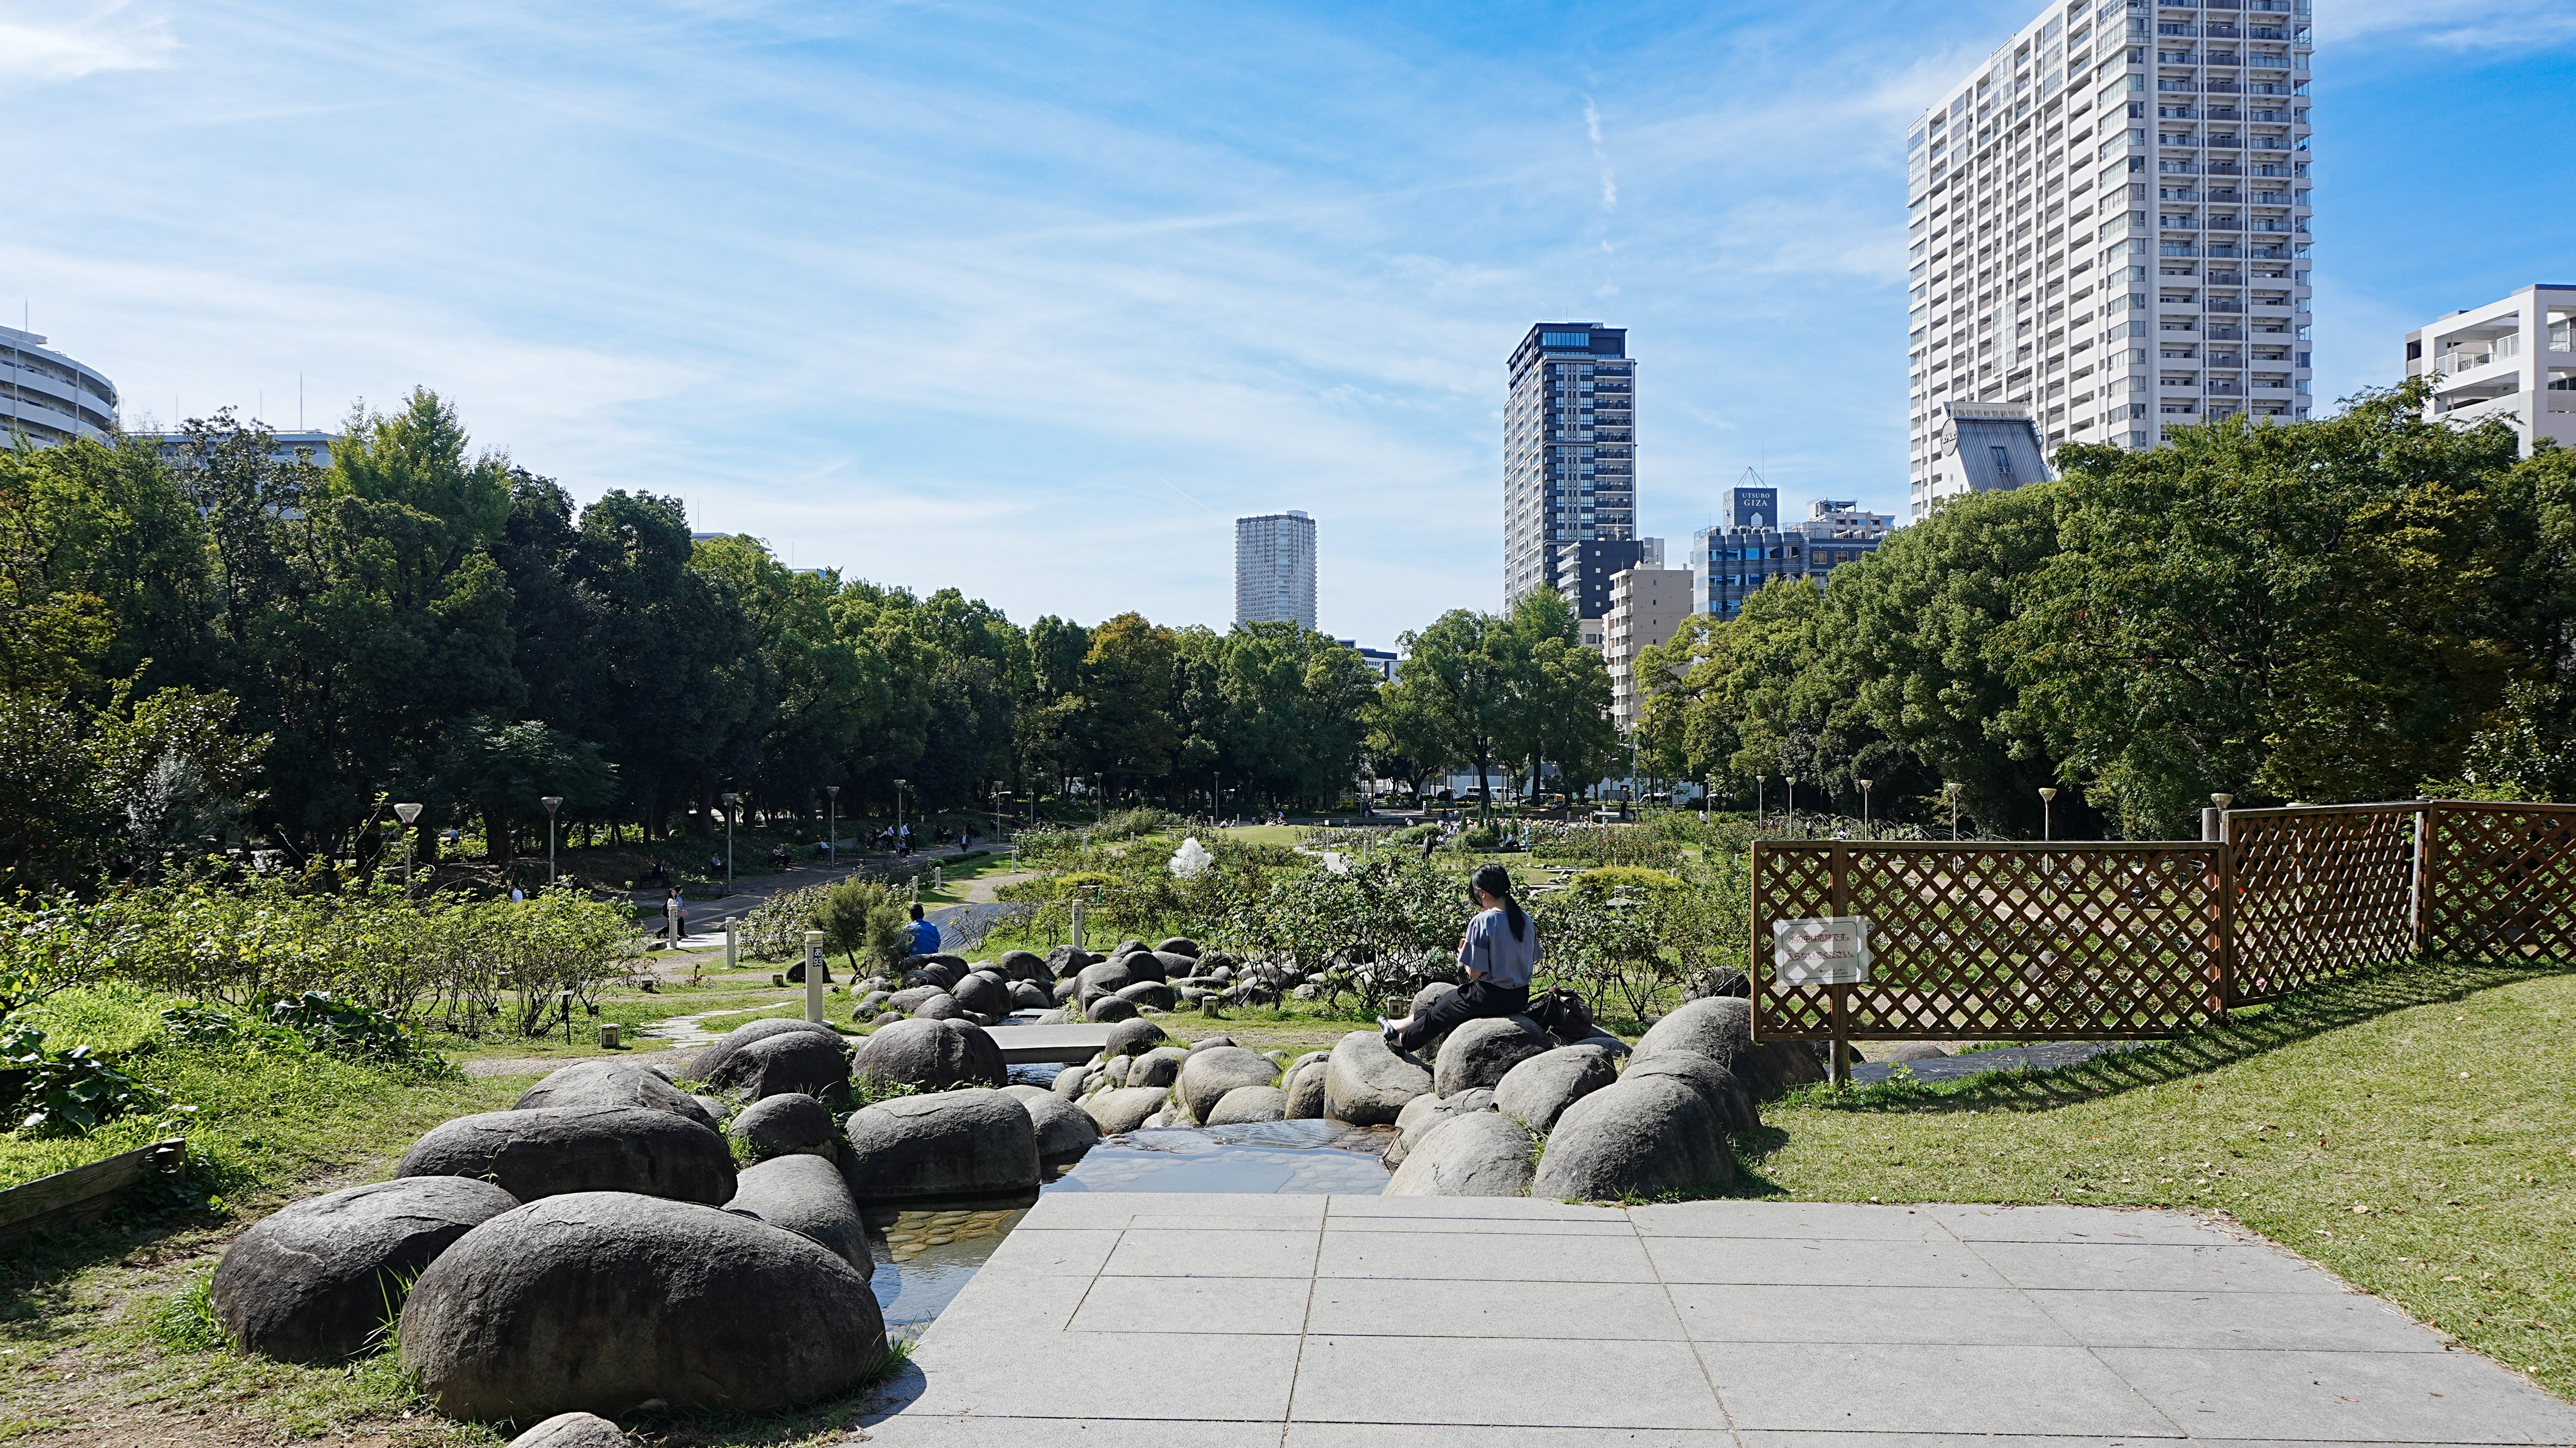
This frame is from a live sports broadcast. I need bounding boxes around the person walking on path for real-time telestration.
[906,901,940,957]
[1380,863,1537,1052]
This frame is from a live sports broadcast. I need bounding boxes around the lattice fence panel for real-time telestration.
[1752,842,2226,1041]
[2426,804,2576,962]
[2226,805,2418,1004]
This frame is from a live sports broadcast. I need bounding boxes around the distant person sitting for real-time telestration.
[1380,864,1538,1054]
[906,901,940,957]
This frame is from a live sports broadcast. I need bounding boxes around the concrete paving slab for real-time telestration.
[1305,1277,1687,1339]
[852,1194,2576,1445]
[1645,1235,2012,1288]
[1669,1282,2078,1346]
[1290,1334,1729,1430]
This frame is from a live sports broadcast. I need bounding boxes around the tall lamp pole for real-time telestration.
[540,796,563,884]
[1946,781,1960,842]
[1785,775,1798,837]
[719,792,738,891]
[1756,775,1767,834]
[1860,778,1875,839]
[894,778,909,856]
[393,802,423,891]
[825,785,840,864]
[2039,786,2059,842]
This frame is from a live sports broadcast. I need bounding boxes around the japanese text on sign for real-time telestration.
[1773,916,1872,987]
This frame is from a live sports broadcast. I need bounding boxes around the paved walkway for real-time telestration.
[853,1195,2576,1446]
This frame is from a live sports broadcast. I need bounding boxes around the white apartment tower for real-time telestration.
[1234,510,1317,631]
[1503,324,1635,606]
[2405,284,2576,455]
[1907,0,2314,521]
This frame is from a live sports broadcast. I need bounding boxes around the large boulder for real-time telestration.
[699,1029,850,1101]
[1085,994,1139,1023]
[1387,1088,1494,1166]
[783,958,832,984]
[849,1017,1005,1090]
[1431,1016,1554,1097]
[951,972,1013,1017]
[887,985,949,1014]
[214,1176,518,1362]
[1129,1047,1188,1089]
[1082,1086,1170,1136]
[399,1106,735,1206]
[1283,1060,1328,1119]
[725,1153,869,1270]
[924,952,971,972]
[515,1061,716,1130]
[1002,1085,1105,1162]
[1176,1046,1278,1123]
[1110,938,1152,960]
[1118,952,1169,984]
[506,1413,627,1448]
[899,964,958,991]
[727,1092,836,1160]
[686,1018,842,1085]
[1634,996,1825,1099]
[1205,1085,1288,1124]
[1155,936,1201,957]
[1621,1049,1761,1134]
[1102,1017,1168,1057]
[1116,980,1179,1011]
[1008,980,1052,1011]
[1074,959,1135,1005]
[1492,1045,1618,1132]
[400,1193,885,1421]
[1323,1031,1433,1126]
[1530,1075,1734,1201]
[1385,1111,1536,1198]
[1147,950,1200,980]
[911,993,964,1021]
[840,1089,1039,1208]
[1045,944,1093,979]
[995,949,1049,982]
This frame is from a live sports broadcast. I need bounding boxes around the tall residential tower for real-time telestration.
[1503,324,1634,606]
[1906,0,2313,521]
[1234,510,1317,630]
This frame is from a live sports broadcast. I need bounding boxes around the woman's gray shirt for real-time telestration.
[1457,906,1540,990]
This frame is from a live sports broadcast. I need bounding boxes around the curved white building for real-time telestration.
[2,325,120,448]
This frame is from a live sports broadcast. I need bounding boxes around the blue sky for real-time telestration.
[7,0,2574,645]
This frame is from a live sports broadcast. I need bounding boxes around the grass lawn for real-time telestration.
[1217,824,1308,849]
[1742,958,2576,1401]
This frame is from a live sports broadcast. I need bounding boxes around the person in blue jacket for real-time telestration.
[907,901,941,957]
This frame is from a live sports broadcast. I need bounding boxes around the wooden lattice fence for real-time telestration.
[1750,800,2576,1044]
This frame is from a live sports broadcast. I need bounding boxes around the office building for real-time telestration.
[1791,499,1899,541]
[1554,536,1664,628]
[2406,284,2576,455]
[144,429,337,470]
[1503,324,1635,606]
[1605,564,1694,732]
[1235,510,1317,631]
[1692,488,1890,620]
[1,325,119,448]
[1347,645,1399,683]
[1906,0,2315,521]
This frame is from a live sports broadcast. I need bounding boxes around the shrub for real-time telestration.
[815,878,909,973]
[1,1022,188,1138]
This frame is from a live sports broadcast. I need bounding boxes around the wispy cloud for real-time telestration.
[0,0,174,82]
[2320,0,2576,49]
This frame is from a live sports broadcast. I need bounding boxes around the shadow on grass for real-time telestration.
[1778,956,2569,1120]
[0,1171,235,1337]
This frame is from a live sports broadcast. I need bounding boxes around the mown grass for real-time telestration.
[1739,958,2576,1401]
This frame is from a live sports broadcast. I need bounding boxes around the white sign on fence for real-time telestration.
[1773,916,1873,987]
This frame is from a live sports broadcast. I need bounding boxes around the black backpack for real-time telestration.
[1524,987,1594,1043]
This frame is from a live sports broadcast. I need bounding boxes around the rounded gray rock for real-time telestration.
[996,949,1049,982]
[1323,1030,1433,1126]
[1530,1075,1734,1201]
[1283,1060,1327,1119]
[1491,1045,1617,1132]
[515,1061,716,1129]
[1002,1084,1104,1162]
[1082,1085,1170,1135]
[214,1176,519,1362]
[1116,980,1178,1011]
[727,1092,836,1160]
[686,1018,842,1085]
[1155,936,1201,958]
[840,1088,1040,1207]
[725,1152,869,1269]
[1074,959,1135,1005]
[951,972,1012,1017]
[1176,1046,1278,1123]
[1110,938,1152,959]
[1085,994,1139,1023]
[1204,1085,1288,1124]
[1431,1016,1554,1097]
[1102,1017,1168,1057]
[1128,1047,1185,1089]
[1045,944,1094,979]
[1387,1088,1494,1166]
[1008,980,1052,1011]
[1620,1048,1761,1134]
[399,1192,885,1421]
[887,985,949,1014]
[700,1028,851,1101]
[506,1411,627,1448]
[398,1106,736,1206]
[1384,1111,1536,1198]
[911,992,964,1020]
[1634,996,1824,1099]
[784,958,833,984]
[850,1017,1005,1091]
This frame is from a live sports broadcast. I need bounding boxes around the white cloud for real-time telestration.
[2320,0,2576,48]
[0,1,173,82]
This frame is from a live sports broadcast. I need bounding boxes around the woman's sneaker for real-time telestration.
[1377,1017,1402,1046]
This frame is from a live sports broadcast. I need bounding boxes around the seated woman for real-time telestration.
[1380,863,1538,1053]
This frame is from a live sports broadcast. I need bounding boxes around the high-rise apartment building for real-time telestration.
[1605,565,1694,733]
[1504,324,1635,605]
[2405,284,2576,455]
[1907,0,2314,521]
[1554,536,1664,628]
[2,325,120,449]
[1235,510,1317,630]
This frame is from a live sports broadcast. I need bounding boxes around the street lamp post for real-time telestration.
[893,778,909,857]
[719,792,738,892]
[825,785,840,864]
[1946,781,1960,842]
[1756,775,1767,834]
[1785,775,1798,838]
[540,796,563,885]
[2039,786,2059,842]
[393,802,423,890]
[1859,778,1874,839]
[1092,773,1104,826]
